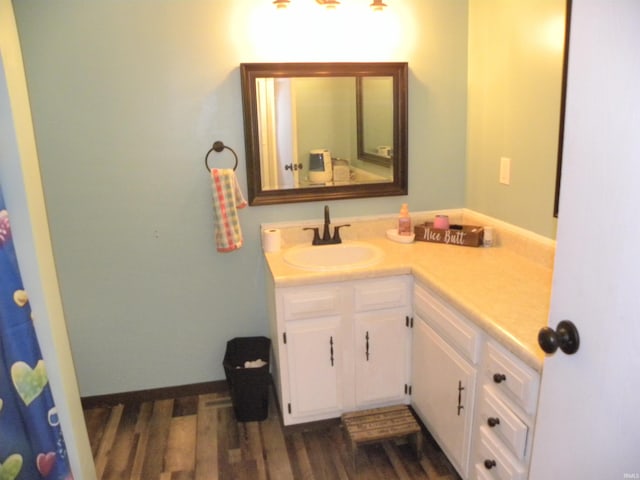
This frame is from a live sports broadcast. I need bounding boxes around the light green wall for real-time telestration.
[466,0,564,238]
[13,0,468,395]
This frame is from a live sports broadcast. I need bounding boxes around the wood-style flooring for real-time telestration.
[83,387,462,480]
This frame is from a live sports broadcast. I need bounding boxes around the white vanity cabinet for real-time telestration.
[285,316,343,419]
[471,341,540,480]
[410,282,543,480]
[353,279,413,408]
[411,283,482,479]
[269,275,412,426]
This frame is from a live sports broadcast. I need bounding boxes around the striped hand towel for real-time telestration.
[211,168,247,252]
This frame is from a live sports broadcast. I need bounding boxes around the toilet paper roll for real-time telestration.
[262,229,282,253]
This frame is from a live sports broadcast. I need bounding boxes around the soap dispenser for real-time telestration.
[398,203,412,235]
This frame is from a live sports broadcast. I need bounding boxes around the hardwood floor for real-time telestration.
[83,387,462,480]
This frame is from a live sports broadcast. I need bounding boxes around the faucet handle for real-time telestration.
[303,227,321,245]
[332,224,351,243]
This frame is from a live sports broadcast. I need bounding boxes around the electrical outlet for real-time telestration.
[500,157,511,185]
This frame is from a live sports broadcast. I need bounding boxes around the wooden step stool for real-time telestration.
[341,405,423,471]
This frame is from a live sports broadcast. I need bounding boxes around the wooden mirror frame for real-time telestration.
[240,62,408,206]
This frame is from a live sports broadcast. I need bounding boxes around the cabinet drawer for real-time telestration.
[413,283,481,363]
[475,426,527,480]
[281,287,341,321]
[478,385,528,459]
[485,343,540,415]
[354,276,410,312]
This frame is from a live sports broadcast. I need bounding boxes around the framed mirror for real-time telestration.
[240,62,408,205]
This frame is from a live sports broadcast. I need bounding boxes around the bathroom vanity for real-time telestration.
[266,275,412,425]
[263,210,553,480]
[412,281,540,479]
[412,281,481,477]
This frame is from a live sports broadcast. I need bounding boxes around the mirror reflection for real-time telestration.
[256,76,366,190]
[358,76,394,165]
[240,63,408,205]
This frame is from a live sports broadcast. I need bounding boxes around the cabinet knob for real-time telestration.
[484,459,497,470]
[538,320,580,355]
[487,417,500,427]
[493,373,506,384]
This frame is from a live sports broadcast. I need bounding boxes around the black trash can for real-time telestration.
[223,336,271,422]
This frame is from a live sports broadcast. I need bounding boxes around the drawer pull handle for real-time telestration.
[493,373,507,383]
[484,459,497,470]
[487,417,500,427]
[330,336,334,367]
[365,331,370,361]
[456,381,464,416]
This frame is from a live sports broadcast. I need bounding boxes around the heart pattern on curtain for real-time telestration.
[0,197,73,479]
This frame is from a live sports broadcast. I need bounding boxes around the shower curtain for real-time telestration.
[256,77,298,190]
[0,189,72,479]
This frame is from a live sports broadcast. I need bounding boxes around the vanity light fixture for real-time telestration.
[369,0,387,11]
[272,0,388,11]
[317,0,340,9]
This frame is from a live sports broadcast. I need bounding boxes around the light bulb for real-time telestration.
[317,0,340,9]
[273,0,291,9]
[370,0,387,11]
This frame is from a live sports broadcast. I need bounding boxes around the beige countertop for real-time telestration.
[264,234,553,372]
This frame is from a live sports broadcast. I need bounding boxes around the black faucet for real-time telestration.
[303,205,350,245]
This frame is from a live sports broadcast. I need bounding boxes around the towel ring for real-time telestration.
[205,141,238,172]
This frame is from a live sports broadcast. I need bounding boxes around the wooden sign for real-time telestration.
[414,222,484,247]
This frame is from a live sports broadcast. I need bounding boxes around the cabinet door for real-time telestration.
[412,315,476,478]
[286,317,342,418]
[354,310,410,407]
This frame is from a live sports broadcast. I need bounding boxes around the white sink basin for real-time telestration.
[283,241,384,271]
